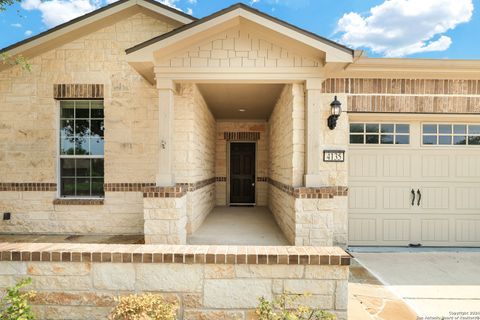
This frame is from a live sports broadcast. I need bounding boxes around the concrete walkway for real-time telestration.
[188,206,289,245]
[353,251,480,318]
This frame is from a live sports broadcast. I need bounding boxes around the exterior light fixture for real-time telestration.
[238,108,246,112]
[327,96,342,130]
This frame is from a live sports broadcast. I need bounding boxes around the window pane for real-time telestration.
[90,138,104,155]
[60,138,75,155]
[454,136,467,145]
[395,135,409,144]
[76,178,90,196]
[75,101,90,118]
[75,136,90,155]
[91,159,104,177]
[439,124,452,134]
[350,135,364,144]
[366,124,379,133]
[91,101,104,118]
[468,125,480,135]
[75,120,90,137]
[468,136,480,145]
[91,178,104,197]
[380,135,394,144]
[423,124,437,134]
[76,159,90,177]
[366,134,379,144]
[423,135,437,145]
[60,120,74,137]
[60,101,75,118]
[60,159,75,177]
[90,120,104,137]
[439,135,452,145]
[350,123,364,133]
[380,124,394,133]
[61,178,76,196]
[454,125,466,134]
[396,124,409,134]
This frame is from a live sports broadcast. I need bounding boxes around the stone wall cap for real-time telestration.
[0,243,350,266]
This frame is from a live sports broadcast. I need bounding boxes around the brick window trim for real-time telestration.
[0,243,350,266]
[54,84,104,99]
[53,198,104,205]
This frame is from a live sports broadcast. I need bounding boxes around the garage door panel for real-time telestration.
[383,154,412,178]
[349,186,376,209]
[456,155,480,178]
[455,220,480,242]
[383,187,414,209]
[349,154,378,178]
[455,187,480,210]
[421,154,449,178]
[419,187,450,209]
[383,219,411,241]
[421,219,450,242]
[349,218,376,241]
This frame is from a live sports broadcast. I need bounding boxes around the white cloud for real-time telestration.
[249,0,309,8]
[25,30,33,36]
[187,0,196,4]
[336,0,474,57]
[21,0,186,28]
[11,23,23,27]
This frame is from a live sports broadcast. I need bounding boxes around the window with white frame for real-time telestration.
[422,124,480,146]
[59,100,104,197]
[349,123,410,145]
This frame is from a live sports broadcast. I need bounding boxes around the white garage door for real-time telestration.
[348,120,480,247]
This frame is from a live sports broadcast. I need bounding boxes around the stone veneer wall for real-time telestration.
[0,243,350,320]
[215,121,268,206]
[0,12,177,234]
[174,84,216,234]
[267,84,305,243]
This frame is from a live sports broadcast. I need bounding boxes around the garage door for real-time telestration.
[348,121,480,246]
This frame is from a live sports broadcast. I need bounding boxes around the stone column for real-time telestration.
[156,79,175,186]
[304,78,324,187]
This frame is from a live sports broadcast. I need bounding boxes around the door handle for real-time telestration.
[252,182,255,187]
[417,189,422,206]
[411,189,415,206]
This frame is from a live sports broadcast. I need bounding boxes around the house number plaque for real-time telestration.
[323,150,345,162]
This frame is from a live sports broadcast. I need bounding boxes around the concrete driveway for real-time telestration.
[351,249,480,318]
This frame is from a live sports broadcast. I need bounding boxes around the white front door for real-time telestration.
[348,119,480,246]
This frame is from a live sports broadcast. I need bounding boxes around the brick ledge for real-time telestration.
[0,243,350,266]
[53,198,104,205]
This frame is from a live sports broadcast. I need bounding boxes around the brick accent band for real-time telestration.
[54,84,104,99]
[215,177,227,182]
[224,132,260,141]
[322,78,480,95]
[268,178,348,199]
[53,199,104,205]
[0,243,350,266]
[257,177,268,182]
[104,183,155,192]
[0,183,57,192]
[143,186,187,198]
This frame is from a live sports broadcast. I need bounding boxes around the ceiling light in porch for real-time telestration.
[238,108,246,112]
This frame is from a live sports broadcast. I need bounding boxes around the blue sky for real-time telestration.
[1,0,479,59]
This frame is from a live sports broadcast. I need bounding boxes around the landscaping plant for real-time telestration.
[0,277,36,320]
[109,293,178,320]
[256,292,336,320]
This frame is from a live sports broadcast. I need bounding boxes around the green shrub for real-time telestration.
[256,292,336,320]
[108,293,178,320]
[0,277,36,320]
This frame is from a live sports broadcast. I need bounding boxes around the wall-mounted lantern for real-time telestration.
[327,96,342,130]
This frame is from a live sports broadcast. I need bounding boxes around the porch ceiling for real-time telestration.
[198,83,285,120]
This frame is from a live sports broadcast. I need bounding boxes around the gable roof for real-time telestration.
[0,0,196,55]
[126,2,353,62]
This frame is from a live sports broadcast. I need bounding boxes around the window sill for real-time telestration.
[53,198,104,205]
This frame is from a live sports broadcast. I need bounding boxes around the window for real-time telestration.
[422,123,480,146]
[350,123,410,145]
[59,100,104,197]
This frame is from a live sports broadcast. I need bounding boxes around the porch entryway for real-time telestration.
[188,206,289,245]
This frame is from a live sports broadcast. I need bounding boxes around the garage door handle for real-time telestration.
[417,189,422,206]
[411,189,415,206]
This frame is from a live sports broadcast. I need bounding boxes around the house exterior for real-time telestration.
[1,0,480,248]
